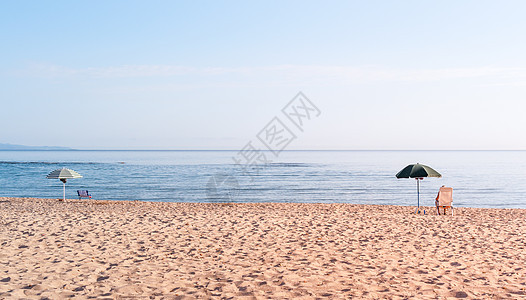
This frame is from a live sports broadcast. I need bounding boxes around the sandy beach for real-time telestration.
[0,197,525,299]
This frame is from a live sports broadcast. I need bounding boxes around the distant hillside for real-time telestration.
[0,143,74,150]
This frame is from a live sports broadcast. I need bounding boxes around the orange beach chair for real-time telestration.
[435,186,453,215]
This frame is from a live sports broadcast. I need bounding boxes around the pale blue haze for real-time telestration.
[1,1,526,150]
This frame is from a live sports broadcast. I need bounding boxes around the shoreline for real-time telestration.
[1,197,525,298]
[4,196,526,211]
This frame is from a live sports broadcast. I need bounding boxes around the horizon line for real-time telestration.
[2,149,526,152]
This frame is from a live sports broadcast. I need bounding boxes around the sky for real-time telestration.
[1,0,526,150]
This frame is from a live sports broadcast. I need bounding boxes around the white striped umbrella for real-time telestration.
[46,168,83,200]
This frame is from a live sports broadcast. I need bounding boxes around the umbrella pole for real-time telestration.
[415,178,420,214]
[63,182,66,201]
[418,178,420,212]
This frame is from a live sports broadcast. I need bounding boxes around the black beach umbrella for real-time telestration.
[396,163,441,213]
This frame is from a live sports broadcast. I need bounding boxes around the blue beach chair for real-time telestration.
[77,190,92,200]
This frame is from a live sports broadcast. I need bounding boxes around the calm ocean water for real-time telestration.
[0,150,525,209]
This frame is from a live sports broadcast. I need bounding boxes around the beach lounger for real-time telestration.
[435,186,453,215]
[77,190,92,200]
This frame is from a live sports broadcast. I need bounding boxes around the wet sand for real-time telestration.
[1,197,525,299]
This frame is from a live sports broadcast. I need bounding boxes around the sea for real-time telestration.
[0,150,525,209]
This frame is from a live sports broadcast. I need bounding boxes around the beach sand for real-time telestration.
[1,197,525,299]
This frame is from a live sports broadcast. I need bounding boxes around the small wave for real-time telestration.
[265,163,314,168]
[0,161,103,165]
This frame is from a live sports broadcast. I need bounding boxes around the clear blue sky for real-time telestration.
[1,0,525,150]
